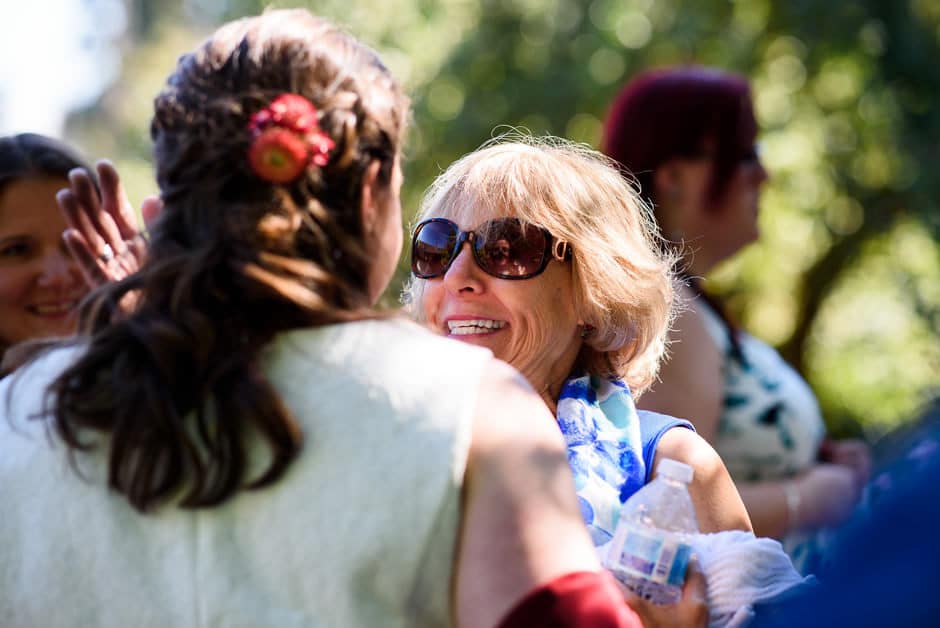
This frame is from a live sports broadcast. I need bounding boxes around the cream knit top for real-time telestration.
[0,318,490,628]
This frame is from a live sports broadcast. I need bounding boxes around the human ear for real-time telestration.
[653,161,686,207]
[359,159,383,238]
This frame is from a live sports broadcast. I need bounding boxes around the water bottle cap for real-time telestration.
[656,458,694,484]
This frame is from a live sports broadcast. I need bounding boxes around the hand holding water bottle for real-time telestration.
[604,458,700,605]
[619,556,708,628]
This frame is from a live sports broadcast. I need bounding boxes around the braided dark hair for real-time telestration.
[45,10,409,511]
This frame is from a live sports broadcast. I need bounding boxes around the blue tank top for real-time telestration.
[557,373,693,548]
[639,410,695,482]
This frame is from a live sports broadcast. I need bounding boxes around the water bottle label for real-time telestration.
[616,530,692,587]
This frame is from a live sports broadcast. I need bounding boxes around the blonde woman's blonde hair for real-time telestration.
[404,133,679,395]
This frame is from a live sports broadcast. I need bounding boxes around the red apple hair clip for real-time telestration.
[247,94,335,184]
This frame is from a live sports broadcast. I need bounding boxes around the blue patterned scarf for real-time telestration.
[556,373,645,547]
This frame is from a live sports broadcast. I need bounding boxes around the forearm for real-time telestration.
[736,481,793,540]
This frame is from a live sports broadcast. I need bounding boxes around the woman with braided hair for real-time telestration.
[0,9,706,628]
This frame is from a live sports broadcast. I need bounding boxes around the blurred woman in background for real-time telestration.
[603,66,870,573]
[0,133,93,365]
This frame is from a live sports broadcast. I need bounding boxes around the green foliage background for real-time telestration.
[66,0,940,440]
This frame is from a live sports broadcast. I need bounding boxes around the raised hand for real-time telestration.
[56,160,159,289]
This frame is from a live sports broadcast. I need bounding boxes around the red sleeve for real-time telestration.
[496,571,643,628]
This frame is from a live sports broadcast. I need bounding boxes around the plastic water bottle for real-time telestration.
[603,458,699,605]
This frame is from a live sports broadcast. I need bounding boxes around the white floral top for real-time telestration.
[699,299,828,573]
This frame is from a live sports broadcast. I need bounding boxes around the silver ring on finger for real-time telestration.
[99,243,115,263]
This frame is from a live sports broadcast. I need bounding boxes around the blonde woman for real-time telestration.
[406,137,752,549]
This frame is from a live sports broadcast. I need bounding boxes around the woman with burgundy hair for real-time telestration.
[603,66,870,573]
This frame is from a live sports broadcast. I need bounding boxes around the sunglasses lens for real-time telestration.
[475,219,548,278]
[412,220,457,277]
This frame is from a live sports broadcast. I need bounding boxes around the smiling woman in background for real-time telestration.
[0,133,93,364]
